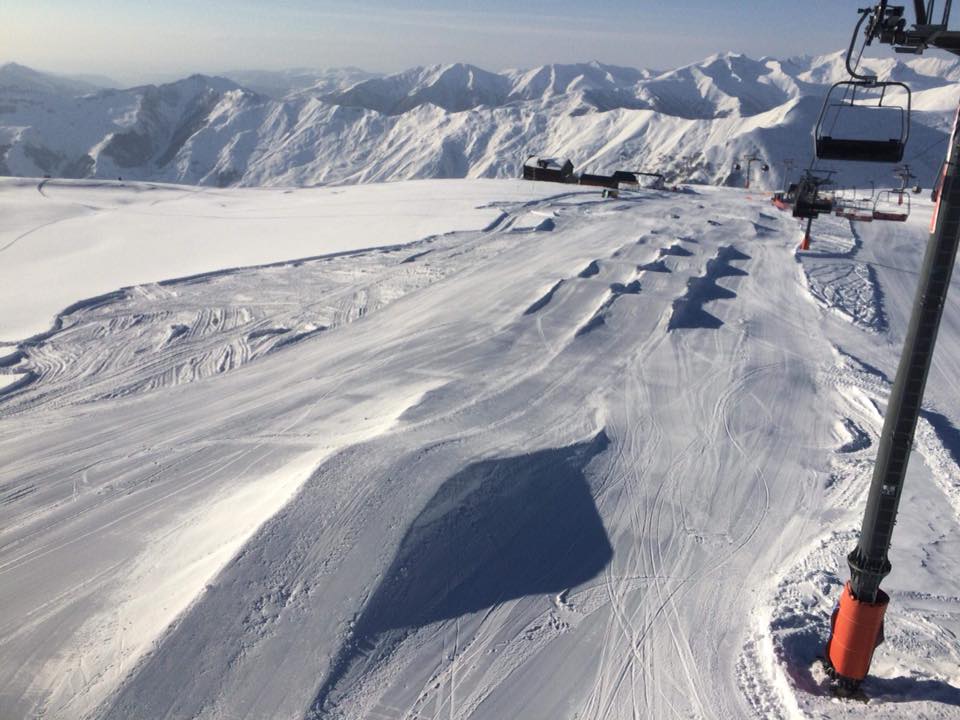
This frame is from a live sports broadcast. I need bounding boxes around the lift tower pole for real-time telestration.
[824,1,960,688]
[894,163,916,202]
[781,158,796,187]
[828,104,960,685]
[740,152,766,189]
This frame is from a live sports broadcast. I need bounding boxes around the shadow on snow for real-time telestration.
[668,246,750,330]
[308,431,613,717]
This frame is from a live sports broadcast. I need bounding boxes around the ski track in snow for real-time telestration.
[0,180,958,720]
[796,216,889,333]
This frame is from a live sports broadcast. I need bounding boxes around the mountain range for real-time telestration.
[2,52,958,189]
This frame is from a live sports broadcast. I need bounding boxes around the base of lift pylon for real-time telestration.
[813,657,871,702]
[824,581,889,685]
[798,233,811,251]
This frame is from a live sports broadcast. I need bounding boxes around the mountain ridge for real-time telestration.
[1,52,956,188]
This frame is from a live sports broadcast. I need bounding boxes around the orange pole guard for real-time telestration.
[826,582,889,681]
[799,233,811,251]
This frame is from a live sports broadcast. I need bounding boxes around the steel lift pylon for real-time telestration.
[815,0,960,692]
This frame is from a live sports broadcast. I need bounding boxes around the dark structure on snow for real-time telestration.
[611,170,666,190]
[522,154,671,193]
[578,172,619,189]
[522,156,575,183]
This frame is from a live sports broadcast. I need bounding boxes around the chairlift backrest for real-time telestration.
[814,80,911,163]
[873,188,910,221]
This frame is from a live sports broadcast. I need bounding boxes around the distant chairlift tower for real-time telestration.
[781,158,796,188]
[815,0,960,692]
[735,152,769,189]
[894,163,918,202]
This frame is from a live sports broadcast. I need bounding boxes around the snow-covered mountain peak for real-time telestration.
[143,74,249,103]
[1,50,955,188]
[501,61,652,113]
[324,62,511,115]
[638,53,799,119]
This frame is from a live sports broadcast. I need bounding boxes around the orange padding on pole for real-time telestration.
[826,582,889,681]
[799,233,811,251]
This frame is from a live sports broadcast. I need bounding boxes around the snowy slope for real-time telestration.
[1,52,957,190]
[1,178,958,719]
[0,176,562,342]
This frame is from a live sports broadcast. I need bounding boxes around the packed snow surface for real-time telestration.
[1,178,959,719]
[0,177,559,342]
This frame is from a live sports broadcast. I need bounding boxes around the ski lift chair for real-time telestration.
[793,188,833,219]
[832,186,851,206]
[815,80,911,163]
[836,198,875,222]
[873,189,910,221]
[855,198,877,222]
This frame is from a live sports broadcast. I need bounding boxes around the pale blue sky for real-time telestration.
[4,1,902,84]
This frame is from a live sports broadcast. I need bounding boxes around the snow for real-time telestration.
[1,178,959,719]
[0,373,23,392]
[0,177,570,342]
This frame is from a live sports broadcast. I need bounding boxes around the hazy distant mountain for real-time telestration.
[221,67,379,99]
[1,52,956,188]
[0,62,104,95]
[60,72,120,89]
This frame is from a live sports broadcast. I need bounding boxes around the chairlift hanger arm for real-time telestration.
[812,3,914,165]
[811,5,913,164]
[865,1,960,56]
[849,7,880,80]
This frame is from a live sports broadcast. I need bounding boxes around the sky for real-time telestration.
[2,0,916,85]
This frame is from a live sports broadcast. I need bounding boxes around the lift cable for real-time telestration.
[911,134,949,162]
